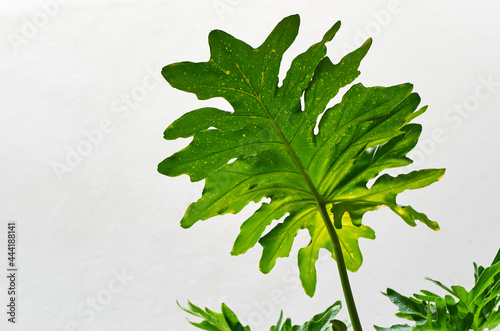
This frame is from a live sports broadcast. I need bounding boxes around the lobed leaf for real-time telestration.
[160,14,444,296]
[182,301,341,331]
[379,249,500,330]
[178,301,232,331]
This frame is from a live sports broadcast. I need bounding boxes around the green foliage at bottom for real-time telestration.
[179,301,347,331]
[375,249,500,331]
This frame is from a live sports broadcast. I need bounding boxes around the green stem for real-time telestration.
[317,202,363,331]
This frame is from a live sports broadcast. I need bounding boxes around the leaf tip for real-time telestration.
[303,285,315,298]
[258,257,274,274]
[437,172,445,181]
[161,64,176,81]
[180,217,195,229]
[278,14,301,34]
[322,20,342,44]
[230,246,245,256]
[288,13,300,22]
[364,37,373,48]
[163,124,175,140]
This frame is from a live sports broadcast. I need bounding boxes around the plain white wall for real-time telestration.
[1,0,499,330]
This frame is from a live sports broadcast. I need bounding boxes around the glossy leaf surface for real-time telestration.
[160,14,444,296]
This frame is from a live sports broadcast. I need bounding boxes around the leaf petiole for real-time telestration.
[317,202,363,331]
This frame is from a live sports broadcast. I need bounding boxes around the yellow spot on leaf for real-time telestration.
[226,70,230,74]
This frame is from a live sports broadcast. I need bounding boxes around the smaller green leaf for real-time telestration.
[431,297,448,327]
[491,248,500,265]
[468,261,500,306]
[474,262,485,283]
[380,249,500,331]
[330,320,348,331]
[281,318,294,331]
[482,307,500,331]
[450,285,470,303]
[424,277,455,297]
[294,301,342,331]
[386,288,427,319]
[414,289,441,301]
[270,311,284,331]
[179,301,230,331]
[222,303,251,331]
[180,301,344,331]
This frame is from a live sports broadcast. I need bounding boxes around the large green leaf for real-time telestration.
[160,14,444,296]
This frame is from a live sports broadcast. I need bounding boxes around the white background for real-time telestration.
[1,0,500,330]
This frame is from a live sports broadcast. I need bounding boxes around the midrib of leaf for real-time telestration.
[222,42,364,325]
[253,94,360,308]
[216,22,333,209]
[185,37,387,322]
[222,46,326,208]
[255,94,325,206]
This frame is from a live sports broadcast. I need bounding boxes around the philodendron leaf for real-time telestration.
[294,301,342,331]
[178,300,232,331]
[160,14,444,296]
[378,248,500,330]
[270,303,343,331]
[179,301,250,331]
[182,301,341,331]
